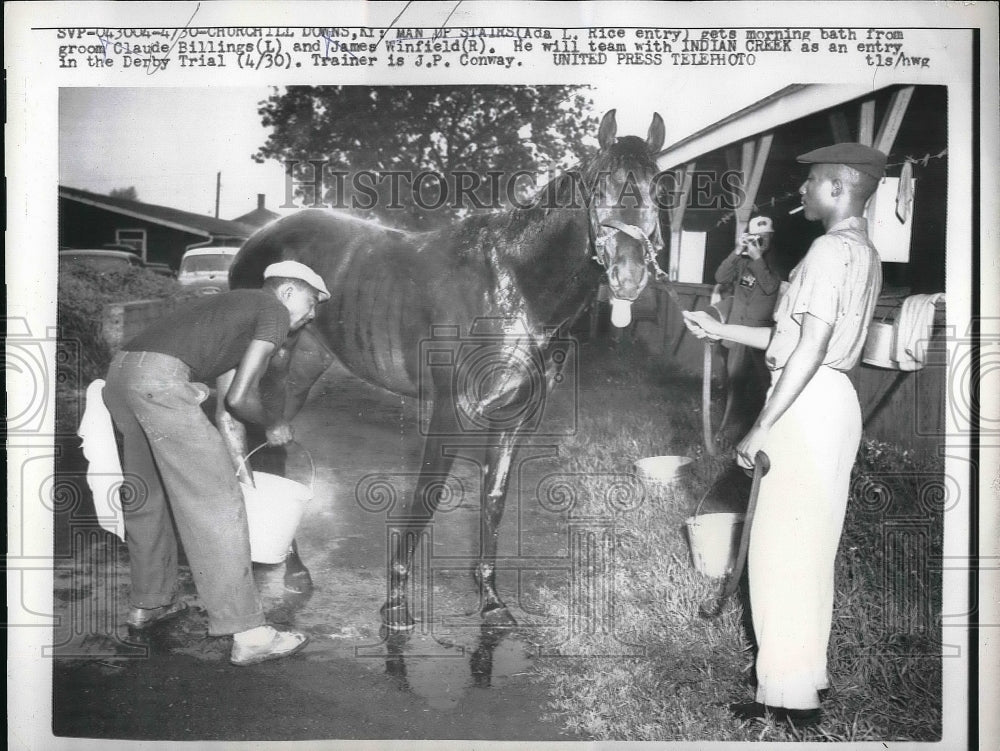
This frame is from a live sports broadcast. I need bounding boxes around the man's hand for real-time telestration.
[682,310,724,341]
[736,424,769,469]
[265,422,294,446]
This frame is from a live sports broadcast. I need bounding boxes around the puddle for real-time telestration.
[355,627,534,711]
[52,363,574,739]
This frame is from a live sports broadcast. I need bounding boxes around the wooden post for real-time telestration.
[858,100,876,147]
[733,133,774,240]
[664,163,695,353]
[829,110,852,143]
[215,171,221,218]
[874,86,915,155]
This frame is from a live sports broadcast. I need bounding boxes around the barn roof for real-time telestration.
[654,84,882,170]
[59,185,257,240]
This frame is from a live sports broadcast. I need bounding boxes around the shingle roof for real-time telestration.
[59,185,257,239]
[232,206,280,228]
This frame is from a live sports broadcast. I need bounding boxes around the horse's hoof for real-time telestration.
[481,605,517,628]
[284,570,313,594]
[380,603,416,632]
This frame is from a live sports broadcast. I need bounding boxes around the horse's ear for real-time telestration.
[647,113,665,153]
[598,110,618,150]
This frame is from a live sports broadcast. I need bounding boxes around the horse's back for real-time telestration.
[231,210,429,396]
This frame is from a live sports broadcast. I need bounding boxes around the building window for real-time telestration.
[115,229,147,255]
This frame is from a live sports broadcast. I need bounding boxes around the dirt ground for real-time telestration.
[51,357,590,742]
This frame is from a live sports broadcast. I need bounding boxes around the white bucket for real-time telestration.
[240,473,311,563]
[862,321,898,369]
[238,444,314,564]
[684,512,744,578]
[634,455,693,496]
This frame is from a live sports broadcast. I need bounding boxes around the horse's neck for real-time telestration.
[504,207,601,329]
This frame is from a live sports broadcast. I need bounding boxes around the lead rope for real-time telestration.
[651,262,718,457]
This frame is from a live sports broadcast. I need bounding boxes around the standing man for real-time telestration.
[713,215,782,433]
[683,144,885,726]
[103,261,330,666]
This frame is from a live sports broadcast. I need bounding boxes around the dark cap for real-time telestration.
[796,143,887,180]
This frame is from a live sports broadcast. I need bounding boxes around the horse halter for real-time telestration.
[593,219,669,282]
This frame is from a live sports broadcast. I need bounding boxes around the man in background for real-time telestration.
[713,215,783,435]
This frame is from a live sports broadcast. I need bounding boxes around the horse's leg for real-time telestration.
[381,404,460,632]
[475,432,519,626]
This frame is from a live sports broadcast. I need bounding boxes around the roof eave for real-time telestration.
[654,83,894,170]
[58,189,249,239]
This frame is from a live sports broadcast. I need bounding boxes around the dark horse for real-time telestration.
[228,110,665,630]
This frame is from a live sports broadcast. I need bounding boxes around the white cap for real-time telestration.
[263,260,331,301]
[747,216,774,235]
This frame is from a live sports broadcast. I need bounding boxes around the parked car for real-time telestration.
[59,248,144,272]
[176,246,241,295]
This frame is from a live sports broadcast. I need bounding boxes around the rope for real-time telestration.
[707,148,948,230]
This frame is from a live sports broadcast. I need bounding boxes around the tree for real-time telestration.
[254,86,597,230]
[109,186,138,201]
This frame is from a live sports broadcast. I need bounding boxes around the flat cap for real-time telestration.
[264,260,331,301]
[796,143,887,180]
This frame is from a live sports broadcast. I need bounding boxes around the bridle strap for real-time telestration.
[593,219,668,282]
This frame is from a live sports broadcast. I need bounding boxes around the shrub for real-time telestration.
[57,263,179,389]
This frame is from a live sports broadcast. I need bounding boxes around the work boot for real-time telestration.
[126,600,188,630]
[230,625,309,666]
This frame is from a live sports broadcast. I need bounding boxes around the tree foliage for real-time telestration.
[109,186,138,201]
[254,86,597,229]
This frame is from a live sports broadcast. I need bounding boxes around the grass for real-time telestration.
[527,338,943,742]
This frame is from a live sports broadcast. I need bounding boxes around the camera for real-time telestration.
[417,317,578,436]
[739,233,761,256]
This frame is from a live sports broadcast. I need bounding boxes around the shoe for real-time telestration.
[230,626,309,666]
[729,701,822,727]
[127,600,188,629]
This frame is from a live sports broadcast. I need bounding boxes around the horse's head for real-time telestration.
[587,110,665,302]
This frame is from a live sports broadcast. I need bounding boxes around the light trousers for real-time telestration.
[749,365,861,709]
[103,350,264,635]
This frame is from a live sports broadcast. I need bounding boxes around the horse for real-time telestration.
[227,110,666,630]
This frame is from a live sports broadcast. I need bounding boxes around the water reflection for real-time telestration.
[383,625,531,709]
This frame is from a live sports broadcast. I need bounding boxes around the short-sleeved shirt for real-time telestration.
[123,289,291,382]
[765,217,882,372]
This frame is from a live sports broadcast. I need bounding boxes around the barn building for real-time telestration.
[58,185,257,270]
[632,84,950,453]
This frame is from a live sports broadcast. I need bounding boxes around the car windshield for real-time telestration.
[179,254,234,274]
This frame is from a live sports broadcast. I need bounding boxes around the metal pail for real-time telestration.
[684,512,744,578]
[238,444,314,564]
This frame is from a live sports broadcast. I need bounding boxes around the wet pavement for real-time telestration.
[52,359,583,741]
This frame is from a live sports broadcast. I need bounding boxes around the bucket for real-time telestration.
[634,455,692,496]
[862,321,898,369]
[238,443,314,564]
[684,512,744,578]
